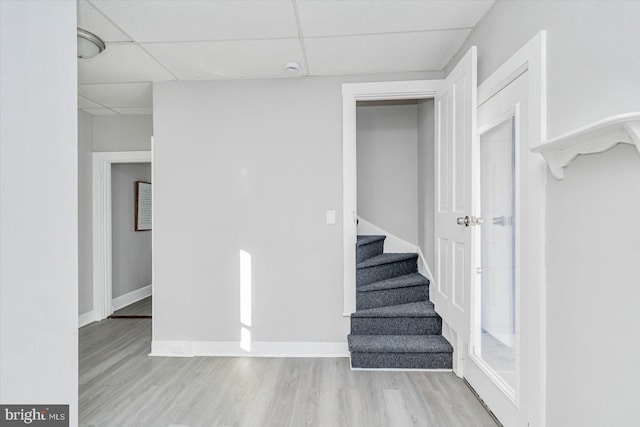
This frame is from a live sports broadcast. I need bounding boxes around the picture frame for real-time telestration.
[135,181,152,231]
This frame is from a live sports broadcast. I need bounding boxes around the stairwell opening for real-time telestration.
[348,99,450,369]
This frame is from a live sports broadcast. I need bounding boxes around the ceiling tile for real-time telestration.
[112,108,153,115]
[143,39,306,80]
[82,108,119,116]
[78,95,103,109]
[78,83,152,108]
[78,43,175,84]
[78,0,131,42]
[91,0,298,42]
[297,0,494,37]
[305,29,471,75]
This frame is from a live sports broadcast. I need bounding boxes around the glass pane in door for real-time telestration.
[477,117,516,392]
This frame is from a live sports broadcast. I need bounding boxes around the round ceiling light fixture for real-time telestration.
[77,28,106,59]
[284,61,301,74]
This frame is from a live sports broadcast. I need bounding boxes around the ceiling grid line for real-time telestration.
[86,0,180,81]
[292,0,311,76]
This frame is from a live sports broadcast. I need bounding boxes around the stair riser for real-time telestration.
[357,259,417,287]
[356,285,429,310]
[350,352,452,369]
[357,240,384,264]
[351,316,442,335]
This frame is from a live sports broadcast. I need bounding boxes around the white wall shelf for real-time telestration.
[532,112,640,179]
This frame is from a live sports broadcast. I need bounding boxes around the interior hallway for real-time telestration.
[79,318,498,427]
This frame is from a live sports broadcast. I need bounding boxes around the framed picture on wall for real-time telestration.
[135,181,152,231]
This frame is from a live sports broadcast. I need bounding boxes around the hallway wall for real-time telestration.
[357,101,418,244]
[77,114,153,318]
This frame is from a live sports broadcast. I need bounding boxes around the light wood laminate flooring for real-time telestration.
[79,318,497,427]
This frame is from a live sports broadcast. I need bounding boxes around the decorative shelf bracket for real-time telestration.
[532,113,640,180]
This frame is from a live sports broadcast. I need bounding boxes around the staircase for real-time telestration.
[348,235,453,369]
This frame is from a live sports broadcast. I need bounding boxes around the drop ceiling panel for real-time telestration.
[78,95,103,109]
[78,83,152,108]
[78,44,175,84]
[77,0,131,42]
[91,0,299,42]
[298,0,494,37]
[306,29,471,75]
[143,39,306,80]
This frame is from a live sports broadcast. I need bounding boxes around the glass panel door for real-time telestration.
[475,116,517,394]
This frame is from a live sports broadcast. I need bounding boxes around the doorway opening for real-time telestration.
[108,162,152,319]
[355,98,437,272]
[92,151,152,321]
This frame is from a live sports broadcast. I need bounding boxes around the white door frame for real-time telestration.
[341,80,444,315]
[469,31,547,427]
[92,151,152,320]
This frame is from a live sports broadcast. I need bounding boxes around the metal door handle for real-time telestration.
[456,216,483,227]
[457,216,470,227]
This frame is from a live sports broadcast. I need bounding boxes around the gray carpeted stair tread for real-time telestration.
[357,273,429,292]
[352,301,437,318]
[348,335,453,353]
[357,253,418,269]
[356,235,386,247]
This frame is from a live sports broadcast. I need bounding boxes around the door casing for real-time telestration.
[92,150,152,321]
[341,80,443,316]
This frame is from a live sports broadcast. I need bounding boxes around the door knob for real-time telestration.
[457,216,470,226]
[457,216,483,227]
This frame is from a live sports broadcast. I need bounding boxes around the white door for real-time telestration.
[433,46,477,362]
[464,71,530,427]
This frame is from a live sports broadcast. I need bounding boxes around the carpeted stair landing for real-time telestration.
[348,235,453,369]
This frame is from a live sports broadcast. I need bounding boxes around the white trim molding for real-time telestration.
[150,340,349,358]
[533,112,640,179]
[78,310,99,328]
[112,284,152,312]
[356,217,417,254]
[92,151,152,320]
[342,79,444,316]
[479,31,547,151]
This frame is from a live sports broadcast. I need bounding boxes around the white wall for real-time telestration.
[546,144,640,427]
[0,1,78,423]
[111,163,152,299]
[447,0,640,138]
[93,115,153,152]
[450,1,640,426]
[152,71,436,348]
[78,111,94,314]
[357,101,418,244]
[417,100,435,269]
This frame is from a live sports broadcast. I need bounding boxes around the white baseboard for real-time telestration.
[78,310,99,328]
[150,340,349,358]
[416,247,435,282]
[112,284,152,312]
[357,217,416,253]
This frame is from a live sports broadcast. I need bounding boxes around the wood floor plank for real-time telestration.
[79,319,498,426]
